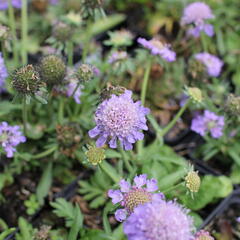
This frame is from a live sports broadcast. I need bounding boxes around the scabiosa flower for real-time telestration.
[88,90,150,150]
[237,217,240,223]
[191,110,224,138]
[0,122,26,158]
[0,0,22,10]
[124,199,194,240]
[0,52,8,92]
[108,174,164,222]
[108,51,128,64]
[194,230,214,240]
[137,37,176,62]
[181,2,214,38]
[194,53,223,77]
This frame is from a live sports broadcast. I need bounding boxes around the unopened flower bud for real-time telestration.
[225,94,240,116]
[12,65,41,95]
[185,171,201,193]
[85,144,105,165]
[187,87,203,103]
[39,55,66,86]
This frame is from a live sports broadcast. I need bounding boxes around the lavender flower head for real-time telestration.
[108,174,164,222]
[137,37,176,62]
[124,199,194,240]
[237,217,240,223]
[0,122,26,158]
[181,2,214,37]
[108,51,128,64]
[195,53,223,77]
[0,0,22,10]
[88,90,150,150]
[0,52,8,92]
[191,110,224,138]
[194,230,214,240]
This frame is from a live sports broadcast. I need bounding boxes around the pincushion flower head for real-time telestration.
[124,199,194,240]
[108,51,128,64]
[88,90,150,150]
[0,52,8,92]
[194,230,214,240]
[137,37,176,62]
[181,2,215,37]
[0,122,26,158]
[195,53,223,77]
[0,0,21,10]
[108,174,164,222]
[191,110,224,138]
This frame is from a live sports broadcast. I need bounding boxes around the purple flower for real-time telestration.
[137,37,176,62]
[124,200,194,240]
[108,51,128,64]
[108,174,164,222]
[191,110,224,138]
[66,80,83,104]
[0,52,8,92]
[0,0,22,10]
[181,2,214,38]
[237,217,240,223]
[49,0,58,5]
[195,53,223,77]
[0,122,26,158]
[88,90,150,150]
[194,230,214,240]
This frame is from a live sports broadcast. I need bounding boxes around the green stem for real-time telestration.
[119,147,133,173]
[7,0,18,66]
[99,7,107,18]
[21,0,28,65]
[137,57,152,155]
[58,97,65,124]
[22,96,27,135]
[163,182,184,194]
[67,41,73,66]
[32,146,57,159]
[200,32,207,52]
[99,161,119,183]
[160,99,190,138]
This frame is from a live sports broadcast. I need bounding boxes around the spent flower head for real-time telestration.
[85,144,105,165]
[124,199,194,240]
[191,110,224,138]
[75,64,95,84]
[12,65,42,95]
[52,21,74,42]
[185,167,201,194]
[181,2,214,38]
[138,37,176,62]
[108,174,164,222]
[186,87,203,103]
[0,52,8,93]
[89,90,150,150]
[195,53,223,77]
[0,122,26,158]
[225,94,240,116]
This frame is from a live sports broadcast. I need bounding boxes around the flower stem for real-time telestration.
[7,0,18,66]
[119,146,133,173]
[160,99,190,138]
[22,96,27,135]
[163,182,184,194]
[137,57,152,155]
[32,146,57,159]
[21,0,28,65]
[67,41,73,66]
[58,97,65,124]
[99,161,119,183]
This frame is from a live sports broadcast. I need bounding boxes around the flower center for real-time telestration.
[0,132,8,143]
[123,188,152,213]
[150,39,164,50]
[207,121,216,129]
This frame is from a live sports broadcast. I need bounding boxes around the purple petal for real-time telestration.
[108,190,123,204]
[134,174,147,188]
[146,179,158,192]
[119,179,131,192]
[88,126,100,138]
[115,209,127,222]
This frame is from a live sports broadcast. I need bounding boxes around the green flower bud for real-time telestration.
[12,65,41,95]
[187,87,203,103]
[75,64,94,83]
[185,171,201,193]
[85,144,105,165]
[38,55,66,86]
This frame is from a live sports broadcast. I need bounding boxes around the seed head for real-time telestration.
[12,65,41,95]
[75,64,94,83]
[185,171,201,193]
[39,55,66,86]
[187,87,203,103]
[225,94,240,116]
[52,21,74,42]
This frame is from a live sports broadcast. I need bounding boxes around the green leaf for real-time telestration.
[36,162,53,205]
[0,228,16,240]
[16,217,33,240]
[68,205,83,240]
